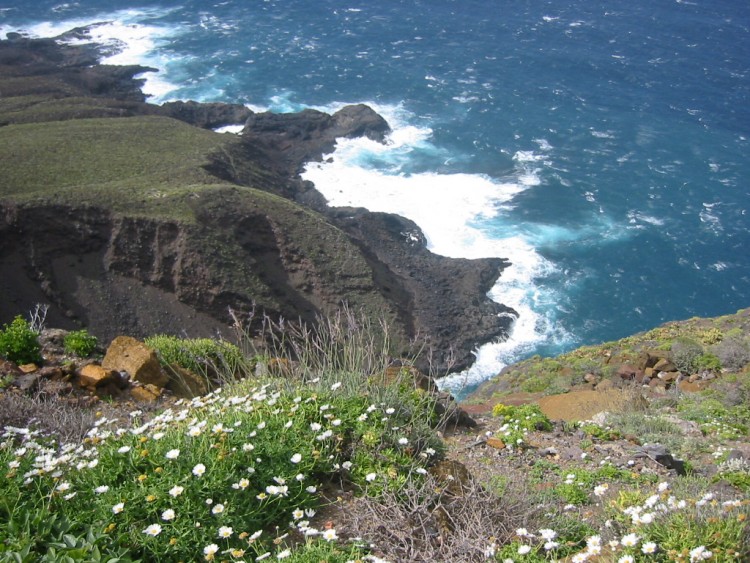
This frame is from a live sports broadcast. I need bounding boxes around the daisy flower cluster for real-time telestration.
[491,403,553,450]
[493,475,749,562]
[1,376,440,561]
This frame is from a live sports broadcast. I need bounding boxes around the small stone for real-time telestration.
[485,437,506,450]
[78,364,116,389]
[657,371,679,382]
[18,363,39,374]
[583,373,600,385]
[130,385,160,402]
[617,364,638,380]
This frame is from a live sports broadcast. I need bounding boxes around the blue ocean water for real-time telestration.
[3,0,749,392]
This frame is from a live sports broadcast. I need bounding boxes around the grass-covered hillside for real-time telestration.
[1,115,241,219]
[472,308,750,401]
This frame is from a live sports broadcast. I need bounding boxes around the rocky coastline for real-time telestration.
[0,28,515,373]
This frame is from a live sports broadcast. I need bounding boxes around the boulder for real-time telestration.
[653,358,677,373]
[617,364,638,380]
[637,350,669,371]
[78,364,116,390]
[656,371,679,383]
[166,365,209,398]
[130,384,161,402]
[102,336,168,387]
[677,380,709,393]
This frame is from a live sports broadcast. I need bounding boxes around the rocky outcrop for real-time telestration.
[102,336,168,387]
[159,100,254,130]
[241,104,390,169]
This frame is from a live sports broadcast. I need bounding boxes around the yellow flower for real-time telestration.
[169,537,177,546]
[105,523,116,533]
[140,449,149,457]
[138,474,148,482]
[140,436,148,443]
[146,495,156,503]
[155,467,163,473]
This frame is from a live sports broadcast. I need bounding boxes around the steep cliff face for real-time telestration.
[0,191,407,349]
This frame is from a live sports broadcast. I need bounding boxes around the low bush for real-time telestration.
[695,352,722,372]
[145,335,245,381]
[670,337,704,374]
[492,403,553,446]
[0,316,41,365]
[64,329,99,357]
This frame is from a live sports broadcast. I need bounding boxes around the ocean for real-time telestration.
[3,0,749,394]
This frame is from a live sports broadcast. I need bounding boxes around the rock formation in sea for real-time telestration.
[0,28,515,373]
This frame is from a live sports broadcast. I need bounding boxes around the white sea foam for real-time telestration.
[301,106,572,392]
[4,8,185,102]
[214,124,245,134]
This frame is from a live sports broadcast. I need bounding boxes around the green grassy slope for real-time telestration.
[1,115,227,202]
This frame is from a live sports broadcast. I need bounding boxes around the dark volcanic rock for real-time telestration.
[241,104,390,172]
[0,32,154,102]
[326,209,515,372]
[159,100,254,129]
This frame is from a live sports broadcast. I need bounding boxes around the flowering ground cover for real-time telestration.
[1,373,442,561]
[1,307,750,561]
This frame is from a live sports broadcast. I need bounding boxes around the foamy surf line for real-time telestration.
[0,8,184,101]
[301,115,569,395]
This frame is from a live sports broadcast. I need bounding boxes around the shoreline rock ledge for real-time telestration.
[0,29,516,374]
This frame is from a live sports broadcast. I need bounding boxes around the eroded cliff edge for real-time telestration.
[0,29,515,372]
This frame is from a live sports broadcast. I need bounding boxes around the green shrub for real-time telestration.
[670,337,704,373]
[579,423,622,441]
[492,403,552,446]
[695,352,722,372]
[0,316,42,364]
[63,329,98,357]
[145,335,245,380]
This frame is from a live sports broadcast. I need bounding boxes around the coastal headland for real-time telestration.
[0,28,515,373]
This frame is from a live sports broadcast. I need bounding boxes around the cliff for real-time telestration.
[0,28,514,372]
